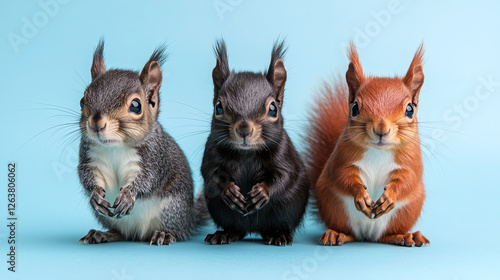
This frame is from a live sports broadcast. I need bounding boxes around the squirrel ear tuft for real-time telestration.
[91,39,106,80]
[345,42,364,104]
[212,39,229,106]
[403,43,425,105]
[267,39,287,107]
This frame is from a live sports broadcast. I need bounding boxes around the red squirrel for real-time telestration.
[306,43,429,247]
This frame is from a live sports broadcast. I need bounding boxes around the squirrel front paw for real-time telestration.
[221,182,247,215]
[90,187,114,217]
[244,182,270,216]
[373,187,396,219]
[354,187,375,219]
[112,187,136,218]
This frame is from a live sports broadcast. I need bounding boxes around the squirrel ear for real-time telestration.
[212,39,229,106]
[91,39,106,80]
[267,59,287,107]
[345,42,364,104]
[140,61,162,109]
[140,46,166,110]
[403,43,425,105]
[267,39,287,107]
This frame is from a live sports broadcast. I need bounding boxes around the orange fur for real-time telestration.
[307,43,429,246]
[305,78,349,188]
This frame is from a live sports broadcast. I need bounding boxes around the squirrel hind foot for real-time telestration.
[379,231,430,247]
[149,230,177,246]
[319,229,354,246]
[204,230,245,245]
[262,233,293,246]
[79,229,123,244]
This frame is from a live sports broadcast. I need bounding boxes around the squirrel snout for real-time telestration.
[236,121,254,139]
[89,114,108,134]
[89,122,106,133]
[237,130,253,139]
[237,128,253,139]
[373,128,389,138]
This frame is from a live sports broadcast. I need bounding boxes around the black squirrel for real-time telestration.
[201,39,310,246]
[78,40,207,245]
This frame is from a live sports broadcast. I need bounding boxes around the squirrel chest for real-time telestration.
[88,144,141,191]
[87,144,167,240]
[342,147,407,241]
[229,153,265,193]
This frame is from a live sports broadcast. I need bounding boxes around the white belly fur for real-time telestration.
[342,147,407,241]
[88,144,167,240]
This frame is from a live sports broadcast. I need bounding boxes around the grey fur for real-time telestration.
[78,40,206,244]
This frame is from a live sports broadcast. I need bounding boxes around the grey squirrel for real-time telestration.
[78,40,206,245]
[201,39,310,246]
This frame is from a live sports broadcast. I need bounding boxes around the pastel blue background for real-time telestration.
[1,0,499,279]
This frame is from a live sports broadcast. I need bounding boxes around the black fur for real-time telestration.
[201,39,310,246]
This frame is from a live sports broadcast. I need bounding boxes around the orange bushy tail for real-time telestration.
[305,77,349,188]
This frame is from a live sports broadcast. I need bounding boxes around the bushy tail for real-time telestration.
[193,191,210,230]
[305,76,349,189]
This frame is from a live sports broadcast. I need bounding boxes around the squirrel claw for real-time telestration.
[373,188,396,219]
[244,183,270,216]
[320,229,354,246]
[379,231,429,247]
[79,229,123,244]
[150,230,176,246]
[221,182,247,214]
[205,230,244,245]
[90,187,114,217]
[263,233,293,246]
[113,188,135,218]
[354,188,374,219]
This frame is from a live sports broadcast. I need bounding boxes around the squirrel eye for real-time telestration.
[215,100,223,115]
[405,103,414,118]
[130,98,142,114]
[351,102,360,117]
[268,102,278,117]
[80,98,84,110]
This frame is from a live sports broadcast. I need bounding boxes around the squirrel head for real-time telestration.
[210,39,287,151]
[345,42,425,150]
[80,39,166,146]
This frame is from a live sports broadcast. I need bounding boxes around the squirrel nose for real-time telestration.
[373,128,389,138]
[90,114,107,133]
[90,122,106,133]
[237,129,253,138]
[237,121,253,138]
